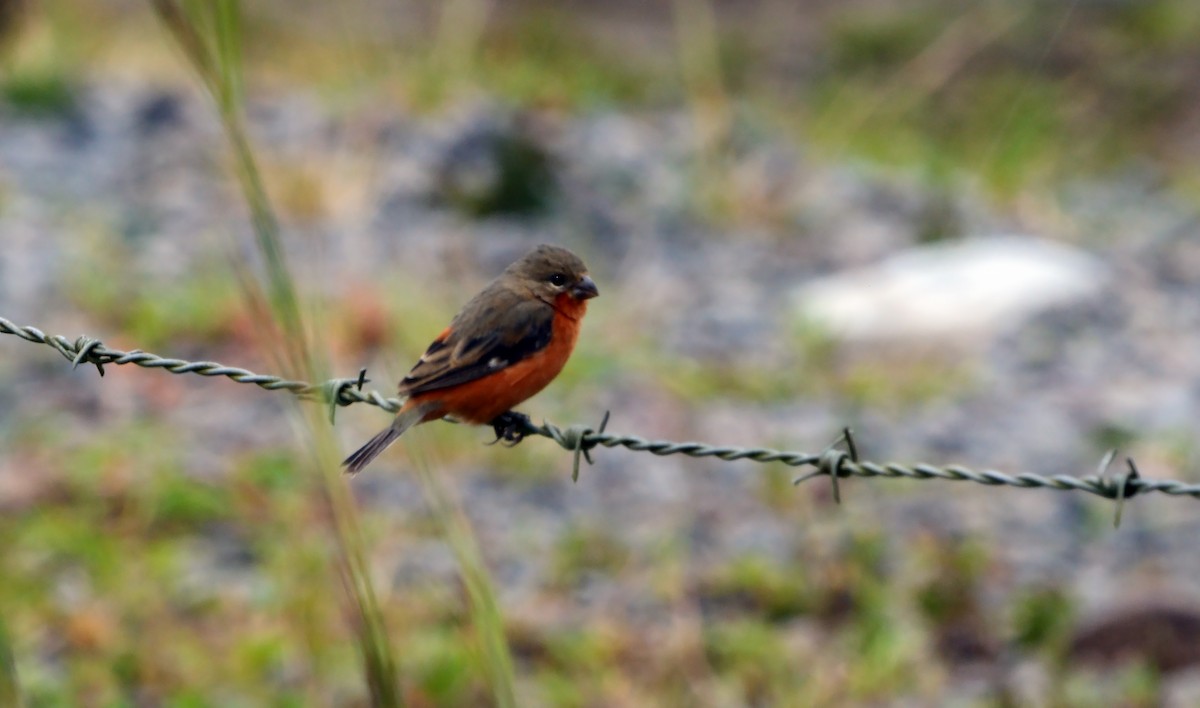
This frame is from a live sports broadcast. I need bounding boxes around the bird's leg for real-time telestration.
[488,410,532,447]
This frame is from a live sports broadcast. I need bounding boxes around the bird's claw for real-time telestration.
[487,410,532,447]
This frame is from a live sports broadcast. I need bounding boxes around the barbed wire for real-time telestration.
[5,315,1200,524]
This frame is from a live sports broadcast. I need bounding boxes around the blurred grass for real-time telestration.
[152,2,405,705]
[3,0,1198,704]
[242,0,1200,198]
[0,0,78,117]
[0,413,1174,703]
[807,0,1200,195]
[0,617,16,708]
[6,0,1195,196]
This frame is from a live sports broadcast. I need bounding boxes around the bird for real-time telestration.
[343,244,598,473]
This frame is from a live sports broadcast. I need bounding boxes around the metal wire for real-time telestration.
[0,316,404,411]
[5,315,1200,510]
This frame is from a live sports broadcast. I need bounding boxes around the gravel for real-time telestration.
[3,78,1200,684]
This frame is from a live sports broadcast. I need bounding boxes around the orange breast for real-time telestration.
[411,304,585,424]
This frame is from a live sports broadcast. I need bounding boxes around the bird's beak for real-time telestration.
[571,275,599,300]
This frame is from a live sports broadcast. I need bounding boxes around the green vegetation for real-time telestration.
[551,525,630,590]
[5,0,1195,197]
[1,0,1193,705]
[700,555,813,623]
[2,68,75,115]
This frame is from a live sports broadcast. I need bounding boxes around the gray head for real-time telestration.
[505,244,598,302]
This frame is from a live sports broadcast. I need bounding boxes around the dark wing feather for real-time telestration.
[398,287,554,396]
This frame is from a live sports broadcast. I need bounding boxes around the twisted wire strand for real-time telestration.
[1,316,404,411]
[840,460,1200,500]
[5,316,1200,502]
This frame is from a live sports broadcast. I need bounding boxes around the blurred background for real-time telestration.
[2,0,1200,705]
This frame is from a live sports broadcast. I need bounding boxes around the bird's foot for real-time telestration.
[488,410,532,447]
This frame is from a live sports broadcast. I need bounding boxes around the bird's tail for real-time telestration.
[342,402,435,474]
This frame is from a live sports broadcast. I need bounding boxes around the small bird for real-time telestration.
[343,244,598,473]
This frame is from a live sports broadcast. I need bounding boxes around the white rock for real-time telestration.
[793,236,1108,342]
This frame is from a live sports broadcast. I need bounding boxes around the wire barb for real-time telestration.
[325,375,368,424]
[831,428,858,504]
[71,336,105,376]
[5,315,1200,511]
[841,427,859,465]
[819,449,849,504]
[1114,458,1141,529]
[571,410,609,482]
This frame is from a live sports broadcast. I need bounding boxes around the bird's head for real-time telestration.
[508,244,599,305]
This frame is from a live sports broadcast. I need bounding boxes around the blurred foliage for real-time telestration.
[2,68,75,114]
[2,0,1194,195]
[0,0,77,116]
[451,10,658,109]
[699,555,813,623]
[913,535,990,626]
[808,0,1200,193]
[2,404,1179,702]
[64,246,245,352]
[1013,585,1075,654]
[550,524,630,590]
[703,620,800,701]
[3,0,1199,704]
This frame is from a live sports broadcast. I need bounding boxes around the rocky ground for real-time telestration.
[4,79,1200,703]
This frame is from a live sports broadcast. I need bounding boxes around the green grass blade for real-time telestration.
[151,2,402,704]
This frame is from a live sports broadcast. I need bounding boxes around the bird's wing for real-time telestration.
[398,289,554,396]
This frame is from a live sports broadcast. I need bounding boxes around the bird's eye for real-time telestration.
[548,273,568,287]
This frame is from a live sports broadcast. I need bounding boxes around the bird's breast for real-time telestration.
[413,307,583,424]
